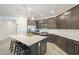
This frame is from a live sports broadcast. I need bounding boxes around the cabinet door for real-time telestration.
[73,41,79,55]
[56,16,61,29]
[47,34,56,43]
[56,15,66,29]
[71,5,79,29]
[30,43,38,55]
[54,36,60,45]
[40,38,47,55]
[55,36,67,52]
[65,11,72,29]
[59,37,67,52]
[38,19,47,29]
[27,20,36,26]
[47,18,56,29]
[66,39,75,55]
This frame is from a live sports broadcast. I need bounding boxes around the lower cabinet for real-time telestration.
[66,39,75,55]
[73,41,79,55]
[54,36,67,52]
[53,35,79,55]
[47,34,57,43]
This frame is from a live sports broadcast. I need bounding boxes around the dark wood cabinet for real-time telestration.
[66,39,75,55]
[40,38,47,55]
[65,11,72,29]
[30,43,38,55]
[56,5,79,29]
[38,19,47,29]
[54,36,67,52]
[53,35,79,55]
[66,39,79,55]
[30,38,47,55]
[56,15,66,29]
[37,18,56,29]
[73,41,79,55]
[47,18,56,29]
[47,34,56,43]
[56,16,60,29]
[27,20,36,26]
[71,5,79,29]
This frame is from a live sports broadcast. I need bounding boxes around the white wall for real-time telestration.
[0,17,27,41]
[16,17,27,35]
[0,20,16,41]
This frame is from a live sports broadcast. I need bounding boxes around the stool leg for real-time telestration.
[14,44,17,54]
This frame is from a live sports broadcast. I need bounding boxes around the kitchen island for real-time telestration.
[9,34,47,55]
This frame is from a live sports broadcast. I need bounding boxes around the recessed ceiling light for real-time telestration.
[51,10,54,14]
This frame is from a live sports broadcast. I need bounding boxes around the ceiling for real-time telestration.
[0,4,77,20]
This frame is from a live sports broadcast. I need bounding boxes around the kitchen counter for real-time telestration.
[10,34,47,46]
[39,29,79,42]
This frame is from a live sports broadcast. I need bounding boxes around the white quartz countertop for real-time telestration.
[39,29,79,42]
[9,34,47,46]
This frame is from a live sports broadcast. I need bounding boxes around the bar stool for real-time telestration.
[9,40,16,53]
[15,42,31,55]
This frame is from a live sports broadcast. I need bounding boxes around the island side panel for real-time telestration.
[30,38,47,55]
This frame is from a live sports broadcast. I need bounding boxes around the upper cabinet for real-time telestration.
[56,15,66,29]
[64,11,72,29]
[71,5,79,29]
[56,10,72,29]
[56,5,79,29]
[37,18,56,29]
[47,18,56,29]
[37,5,79,29]
[27,20,36,26]
[38,19,48,29]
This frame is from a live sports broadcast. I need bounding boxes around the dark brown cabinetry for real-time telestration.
[37,18,56,29]
[30,38,47,55]
[30,43,38,55]
[65,11,72,29]
[40,38,47,54]
[47,34,56,43]
[27,20,36,26]
[56,15,66,29]
[56,5,79,29]
[53,35,79,55]
[66,39,79,55]
[71,5,79,29]
[73,41,79,55]
[47,18,56,29]
[54,36,67,52]
[66,39,75,55]
[38,19,47,29]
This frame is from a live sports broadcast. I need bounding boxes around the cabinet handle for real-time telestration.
[38,42,40,55]
[75,45,77,54]
[77,45,79,54]
[75,44,79,54]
